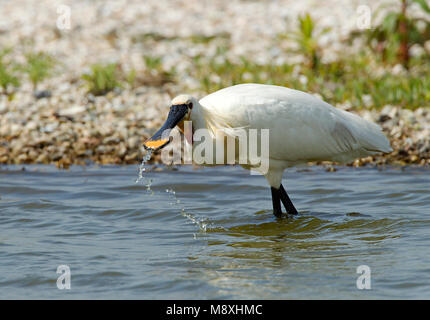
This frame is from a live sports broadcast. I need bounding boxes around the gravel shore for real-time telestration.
[0,0,428,168]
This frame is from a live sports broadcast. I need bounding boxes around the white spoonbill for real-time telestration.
[143,83,392,216]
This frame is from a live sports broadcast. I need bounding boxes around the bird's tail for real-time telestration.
[340,110,393,154]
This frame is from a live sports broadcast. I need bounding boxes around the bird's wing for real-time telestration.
[199,84,392,163]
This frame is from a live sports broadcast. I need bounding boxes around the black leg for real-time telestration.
[279,184,298,215]
[270,187,282,217]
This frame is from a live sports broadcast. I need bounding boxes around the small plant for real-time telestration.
[187,32,230,44]
[0,49,20,94]
[191,49,296,94]
[187,43,429,110]
[351,0,430,68]
[131,32,178,43]
[82,63,122,95]
[283,13,331,70]
[141,55,175,86]
[143,55,163,72]
[22,52,56,90]
[125,68,137,88]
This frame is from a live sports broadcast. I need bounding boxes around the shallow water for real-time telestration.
[0,164,429,299]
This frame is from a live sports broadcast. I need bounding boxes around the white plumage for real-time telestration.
[194,83,392,188]
[145,83,392,216]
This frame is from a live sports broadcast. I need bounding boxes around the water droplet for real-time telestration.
[135,149,153,184]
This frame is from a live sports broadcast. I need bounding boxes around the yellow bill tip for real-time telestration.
[143,139,169,150]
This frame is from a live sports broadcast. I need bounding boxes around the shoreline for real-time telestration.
[1,102,429,168]
[1,162,429,172]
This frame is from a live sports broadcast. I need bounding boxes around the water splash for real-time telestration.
[135,150,153,192]
[136,150,214,234]
[136,149,153,182]
[165,188,210,233]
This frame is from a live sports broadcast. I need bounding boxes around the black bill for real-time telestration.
[143,104,188,151]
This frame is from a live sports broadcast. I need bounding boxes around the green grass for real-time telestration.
[182,8,430,110]
[2,6,428,110]
[81,57,176,94]
[187,32,230,44]
[131,32,179,43]
[187,48,429,110]
[22,52,56,90]
[143,55,163,71]
[349,0,430,69]
[125,68,137,89]
[132,32,230,44]
[103,8,430,110]
[141,55,175,86]
[279,13,331,70]
[0,49,20,94]
[82,63,122,96]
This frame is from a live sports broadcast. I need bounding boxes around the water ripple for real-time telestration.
[0,165,429,299]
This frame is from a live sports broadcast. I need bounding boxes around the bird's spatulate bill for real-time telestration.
[143,104,188,151]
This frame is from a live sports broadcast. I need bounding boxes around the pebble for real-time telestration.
[33,90,52,100]
[0,0,427,168]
